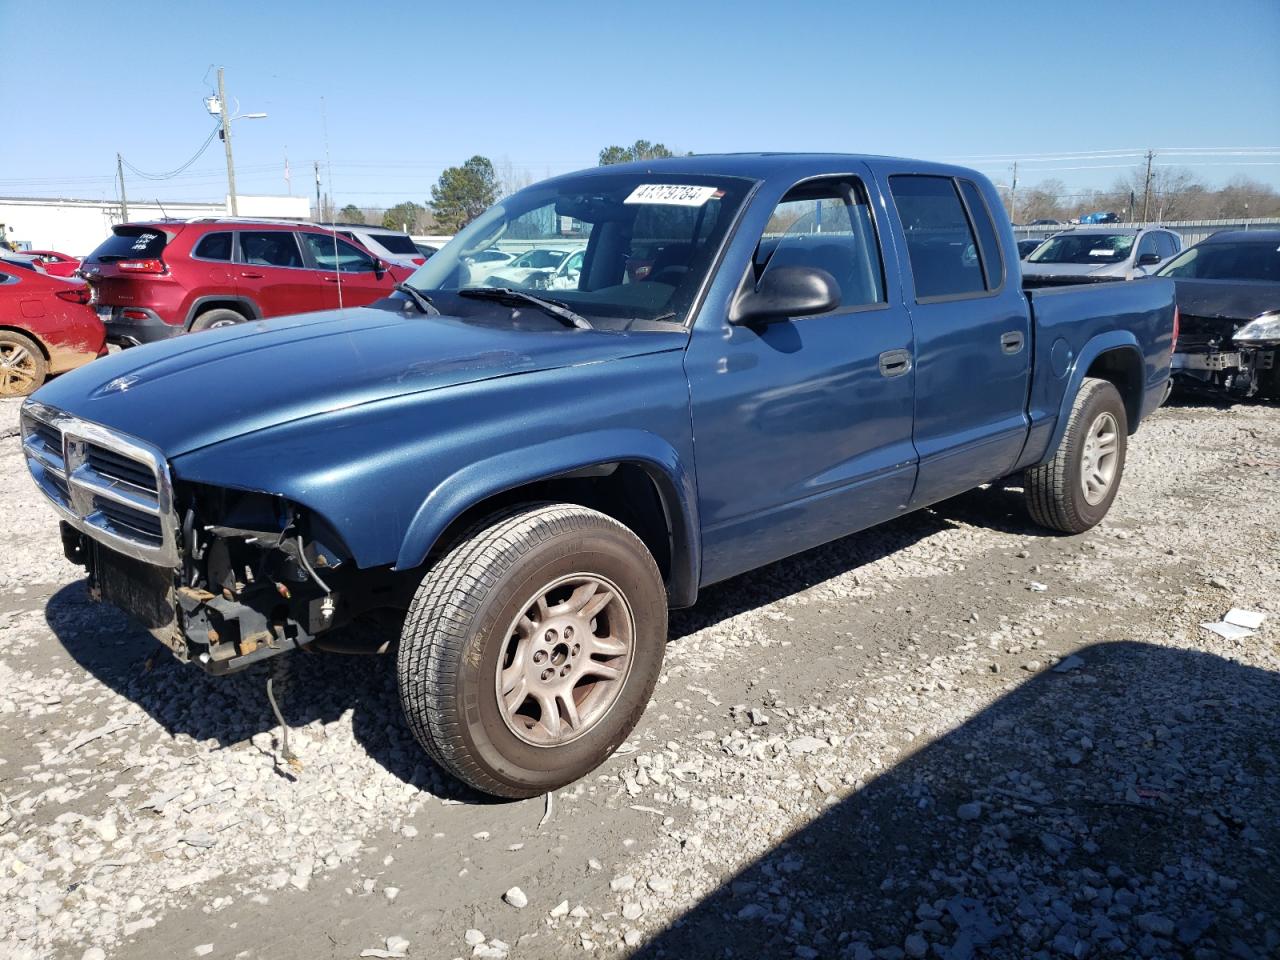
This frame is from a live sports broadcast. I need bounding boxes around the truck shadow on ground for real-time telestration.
[632,640,1280,960]
[43,484,1046,799]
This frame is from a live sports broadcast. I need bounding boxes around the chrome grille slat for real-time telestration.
[19,401,179,567]
[84,446,158,493]
[70,465,163,514]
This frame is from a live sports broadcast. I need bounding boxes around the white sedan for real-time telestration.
[461,249,518,284]
[486,248,583,290]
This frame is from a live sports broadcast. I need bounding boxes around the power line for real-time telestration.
[119,125,222,181]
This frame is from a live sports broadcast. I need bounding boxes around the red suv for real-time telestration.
[80,220,416,345]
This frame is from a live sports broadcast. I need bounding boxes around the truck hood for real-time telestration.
[31,306,684,457]
[1170,278,1280,321]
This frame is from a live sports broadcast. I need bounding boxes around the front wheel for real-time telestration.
[397,504,667,798]
[1025,377,1128,534]
[0,331,49,397]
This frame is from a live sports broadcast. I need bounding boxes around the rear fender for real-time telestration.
[1041,331,1143,461]
[395,429,700,607]
[183,295,262,329]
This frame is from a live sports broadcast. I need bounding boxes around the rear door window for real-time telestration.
[89,228,168,262]
[958,180,1004,289]
[238,231,304,268]
[193,232,233,261]
[889,175,986,300]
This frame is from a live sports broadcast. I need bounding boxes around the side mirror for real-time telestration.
[730,266,841,326]
[1136,252,1162,267]
[372,258,388,276]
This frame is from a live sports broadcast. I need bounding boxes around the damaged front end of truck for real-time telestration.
[22,401,409,674]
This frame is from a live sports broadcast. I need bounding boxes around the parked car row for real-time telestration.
[79,219,416,345]
[0,220,425,394]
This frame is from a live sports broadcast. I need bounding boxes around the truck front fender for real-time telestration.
[395,429,701,607]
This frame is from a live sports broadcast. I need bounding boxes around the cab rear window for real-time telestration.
[89,228,168,262]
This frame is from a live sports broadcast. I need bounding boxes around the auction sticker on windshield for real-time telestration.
[625,184,721,206]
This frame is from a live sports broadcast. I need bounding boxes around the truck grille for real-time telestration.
[20,401,179,567]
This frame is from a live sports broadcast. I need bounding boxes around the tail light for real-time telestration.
[55,287,92,304]
[121,309,149,320]
[117,258,166,274]
[1171,305,1180,353]
[411,257,426,266]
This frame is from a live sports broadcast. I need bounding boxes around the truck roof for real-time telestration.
[545,152,985,185]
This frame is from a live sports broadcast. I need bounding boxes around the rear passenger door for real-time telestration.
[235,230,328,317]
[885,173,1030,508]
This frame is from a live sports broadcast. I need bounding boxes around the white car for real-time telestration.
[320,224,426,269]
[461,249,518,284]
[486,248,583,289]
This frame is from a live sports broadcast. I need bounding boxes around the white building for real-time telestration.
[0,195,312,257]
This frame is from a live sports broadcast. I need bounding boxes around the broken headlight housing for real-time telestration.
[1234,311,1280,345]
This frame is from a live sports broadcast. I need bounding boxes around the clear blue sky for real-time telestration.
[2,0,1278,207]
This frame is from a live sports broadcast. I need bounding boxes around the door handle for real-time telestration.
[878,348,912,378]
[240,271,264,279]
[321,276,340,283]
[1000,330,1025,354]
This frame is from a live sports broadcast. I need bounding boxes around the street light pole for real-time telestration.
[218,67,238,216]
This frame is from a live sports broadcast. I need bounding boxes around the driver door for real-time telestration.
[686,175,919,586]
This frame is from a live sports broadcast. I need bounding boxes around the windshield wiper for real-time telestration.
[459,287,593,330]
[394,283,440,315]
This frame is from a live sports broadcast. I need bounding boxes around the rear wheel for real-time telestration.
[189,308,247,332]
[1025,377,1128,533]
[0,331,49,397]
[397,504,667,798]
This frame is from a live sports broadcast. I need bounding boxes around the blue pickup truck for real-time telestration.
[22,154,1175,797]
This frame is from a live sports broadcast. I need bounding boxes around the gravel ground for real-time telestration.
[0,393,1276,960]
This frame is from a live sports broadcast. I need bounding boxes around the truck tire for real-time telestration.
[189,308,247,332]
[1025,377,1128,534]
[398,504,667,798]
[0,330,49,397]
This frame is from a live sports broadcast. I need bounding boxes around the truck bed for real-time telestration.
[1016,277,1176,469]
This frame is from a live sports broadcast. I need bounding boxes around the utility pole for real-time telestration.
[1009,161,1018,224]
[1140,149,1154,223]
[116,153,129,223]
[218,67,238,216]
[314,162,322,221]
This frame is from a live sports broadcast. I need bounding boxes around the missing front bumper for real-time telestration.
[68,523,320,675]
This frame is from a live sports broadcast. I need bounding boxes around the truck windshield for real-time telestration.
[1028,233,1134,265]
[1156,241,1280,282]
[406,172,754,324]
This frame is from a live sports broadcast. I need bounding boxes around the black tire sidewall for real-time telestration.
[449,522,665,796]
[1064,382,1128,528]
